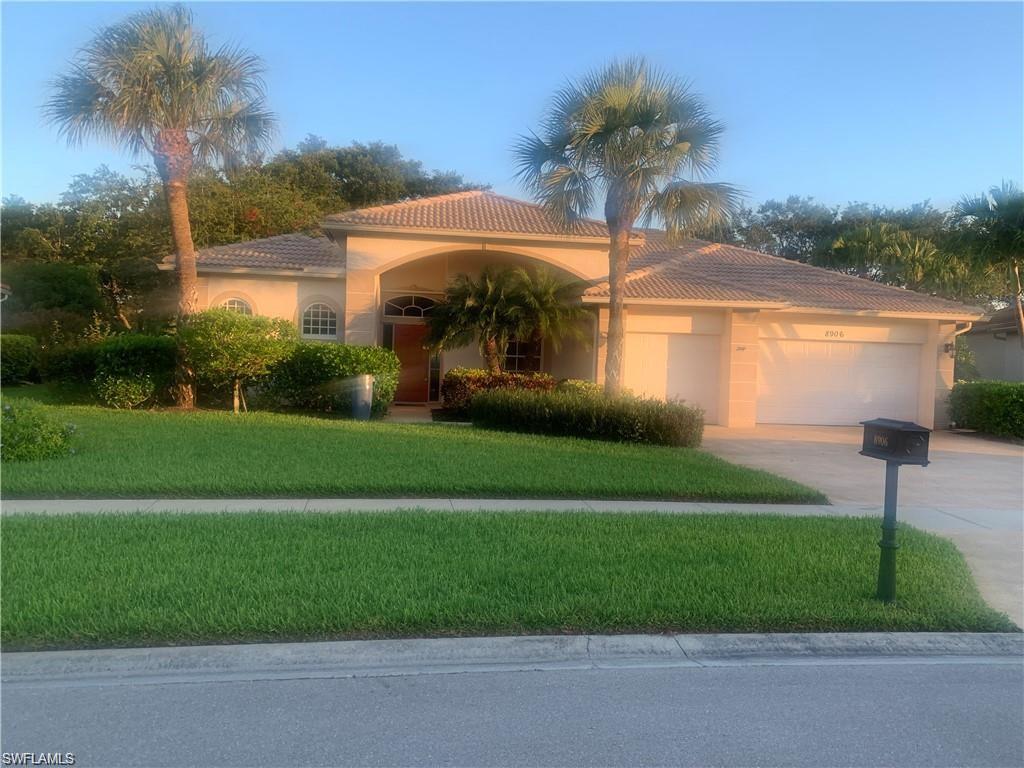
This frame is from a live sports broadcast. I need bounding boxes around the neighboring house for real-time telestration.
[162,190,983,428]
[965,306,1024,382]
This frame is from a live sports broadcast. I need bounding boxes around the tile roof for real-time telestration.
[324,190,610,238]
[165,234,343,272]
[584,234,983,316]
[969,305,1020,334]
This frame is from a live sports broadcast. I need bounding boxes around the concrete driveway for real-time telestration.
[703,425,1024,625]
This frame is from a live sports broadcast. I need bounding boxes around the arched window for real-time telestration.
[384,295,437,318]
[221,298,253,315]
[302,302,337,338]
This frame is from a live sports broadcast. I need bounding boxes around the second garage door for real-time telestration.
[624,333,720,422]
[757,339,920,425]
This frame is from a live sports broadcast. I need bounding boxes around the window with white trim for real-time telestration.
[221,298,253,315]
[302,303,338,338]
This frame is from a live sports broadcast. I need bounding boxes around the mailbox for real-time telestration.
[859,418,930,466]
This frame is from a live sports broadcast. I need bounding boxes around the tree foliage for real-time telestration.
[718,194,1015,306]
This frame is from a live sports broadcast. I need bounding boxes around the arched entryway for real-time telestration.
[378,250,597,403]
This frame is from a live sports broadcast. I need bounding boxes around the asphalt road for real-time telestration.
[4,659,1022,767]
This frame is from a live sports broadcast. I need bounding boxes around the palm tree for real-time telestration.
[951,181,1024,343]
[425,266,589,374]
[514,57,740,394]
[44,4,276,407]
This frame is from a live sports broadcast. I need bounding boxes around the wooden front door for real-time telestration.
[393,324,430,402]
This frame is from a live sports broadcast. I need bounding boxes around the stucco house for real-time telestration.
[964,306,1024,382]
[164,190,984,428]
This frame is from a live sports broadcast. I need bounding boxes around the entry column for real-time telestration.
[718,309,760,428]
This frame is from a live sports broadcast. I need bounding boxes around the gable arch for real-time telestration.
[374,244,594,281]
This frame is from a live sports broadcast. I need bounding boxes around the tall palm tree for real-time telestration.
[425,266,588,374]
[951,181,1024,344]
[514,57,740,394]
[44,4,276,407]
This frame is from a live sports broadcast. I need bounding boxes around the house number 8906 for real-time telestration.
[825,330,845,338]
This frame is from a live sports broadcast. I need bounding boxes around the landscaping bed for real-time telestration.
[0,386,824,502]
[1,511,1014,651]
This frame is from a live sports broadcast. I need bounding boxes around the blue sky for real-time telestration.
[2,2,1021,210]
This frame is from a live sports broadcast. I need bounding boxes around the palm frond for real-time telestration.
[644,180,744,240]
[44,3,276,174]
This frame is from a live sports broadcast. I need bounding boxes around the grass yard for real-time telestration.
[1,511,1014,651]
[0,386,824,502]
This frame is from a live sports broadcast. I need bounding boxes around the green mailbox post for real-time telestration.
[859,418,931,603]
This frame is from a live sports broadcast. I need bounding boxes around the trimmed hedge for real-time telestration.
[38,342,100,384]
[470,389,704,447]
[1,334,39,383]
[266,342,401,416]
[948,380,1024,439]
[94,335,176,390]
[441,367,557,416]
[0,402,76,462]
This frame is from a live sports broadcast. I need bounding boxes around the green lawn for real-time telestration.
[1,511,1014,650]
[0,386,825,502]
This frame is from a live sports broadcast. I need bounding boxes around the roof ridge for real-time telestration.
[329,190,486,217]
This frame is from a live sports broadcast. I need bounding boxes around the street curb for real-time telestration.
[3,633,1021,685]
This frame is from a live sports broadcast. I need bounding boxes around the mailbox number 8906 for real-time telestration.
[825,330,845,338]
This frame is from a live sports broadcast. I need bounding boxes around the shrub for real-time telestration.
[38,342,100,384]
[948,380,1024,439]
[93,334,176,394]
[266,342,401,416]
[470,389,704,447]
[441,367,557,416]
[94,374,156,409]
[0,402,76,462]
[1,334,39,383]
[555,378,602,397]
[180,309,297,413]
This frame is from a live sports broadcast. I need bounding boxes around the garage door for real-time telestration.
[757,339,919,425]
[624,333,720,422]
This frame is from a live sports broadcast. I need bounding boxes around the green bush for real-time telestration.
[181,309,297,413]
[1,334,39,383]
[470,389,704,447]
[94,374,156,409]
[441,367,557,416]
[0,402,76,462]
[948,380,1024,439]
[555,378,602,396]
[38,342,100,384]
[94,333,176,399]
[265,342,401,416]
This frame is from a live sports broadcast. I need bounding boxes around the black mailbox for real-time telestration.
[860,418,930,466]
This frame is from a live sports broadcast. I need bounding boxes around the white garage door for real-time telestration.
[757,339,919,425]
[624,333,720,422]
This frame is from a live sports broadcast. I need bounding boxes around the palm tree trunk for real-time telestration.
[1013,262,1024,350]
[483,337,502,374]
[155,129,198,409]
[604,225,631,395]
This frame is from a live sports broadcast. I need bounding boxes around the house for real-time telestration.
[164,190,984,428]
[965,306,1024,382]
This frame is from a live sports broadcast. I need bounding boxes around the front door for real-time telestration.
[393,324,430,402]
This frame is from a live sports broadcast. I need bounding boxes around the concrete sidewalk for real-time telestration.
[3,497,1021,625]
